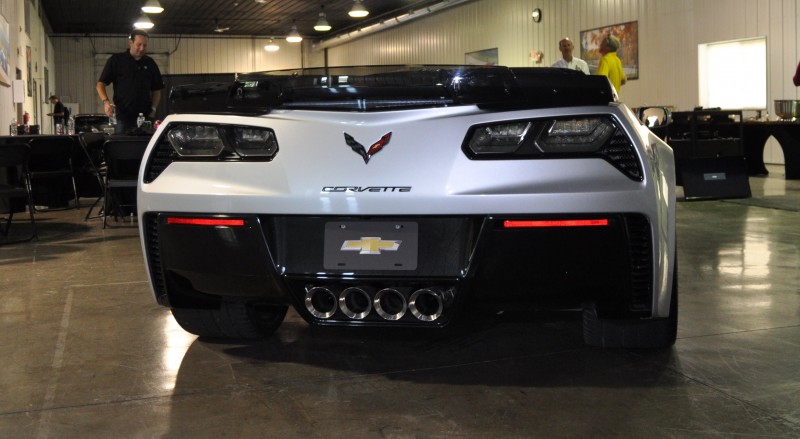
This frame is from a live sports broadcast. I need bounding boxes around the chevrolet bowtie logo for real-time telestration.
[341,237,401,255]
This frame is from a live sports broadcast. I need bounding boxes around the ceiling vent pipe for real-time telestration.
[313,0,472,51]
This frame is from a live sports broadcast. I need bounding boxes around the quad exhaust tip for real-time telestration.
[339,286,373,320]
[374,288,408,321]
[304,286,338,319]
[305,284,453,322]
[409,287,450,322]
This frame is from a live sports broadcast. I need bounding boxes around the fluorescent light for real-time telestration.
[286,24,303,43]
[141,0,164,14]
[134,14,154,29]
[264,39,280,51]
[349,0,369,18]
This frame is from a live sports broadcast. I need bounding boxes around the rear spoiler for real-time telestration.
[168,66,616,115]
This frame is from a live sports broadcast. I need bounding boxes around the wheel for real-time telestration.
[582,262,678,348]
[171,300,288,340]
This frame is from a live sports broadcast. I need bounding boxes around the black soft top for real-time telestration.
[168,65,616,114]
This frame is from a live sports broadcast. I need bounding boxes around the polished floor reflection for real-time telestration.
[1,165,798,438]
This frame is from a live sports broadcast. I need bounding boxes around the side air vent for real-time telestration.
[143,213,169,305]
[625,214,652,312]
[600,129,643,181]
[143,137,179,183]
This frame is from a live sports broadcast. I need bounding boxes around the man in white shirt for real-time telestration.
[551,38,590,74]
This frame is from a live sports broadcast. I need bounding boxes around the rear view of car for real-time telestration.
[138,66,677,348]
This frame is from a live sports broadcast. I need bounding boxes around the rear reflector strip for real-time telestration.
[167,217,246,227]
[503,219,609,228]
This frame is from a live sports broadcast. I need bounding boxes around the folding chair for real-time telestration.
[77,132,108,220]
[102,136,149,228]
[27,136,79,211]
[0,143,37,244]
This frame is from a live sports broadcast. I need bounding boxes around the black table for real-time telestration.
[743,121,800,179]
[1,133,154,212]
[0,134,78,145]
[0,135,83,208]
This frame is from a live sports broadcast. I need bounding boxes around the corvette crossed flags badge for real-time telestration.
[344,132,392,164]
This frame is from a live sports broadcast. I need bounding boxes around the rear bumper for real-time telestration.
[142,212,654,327]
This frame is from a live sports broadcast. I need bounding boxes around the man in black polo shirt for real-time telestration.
[96,29,164,134]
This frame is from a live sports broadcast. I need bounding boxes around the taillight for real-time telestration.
[462,115,643,181]
[467,121,532,155]
[166,217,246,227]
[503,219,609,228]
[535,118,615,153]
[168,125,225,157]
[230,126,279,157]
[165,123,279,159]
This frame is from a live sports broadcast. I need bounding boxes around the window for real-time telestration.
[698,37,767,110]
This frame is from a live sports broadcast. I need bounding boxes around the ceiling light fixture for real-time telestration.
[349,0,369,18]
[133,14,155,29]
[314,5,332,32]
[213,19,230,33]
[141,0,164,14]
[286,21,303,43]
[264,39,280,51]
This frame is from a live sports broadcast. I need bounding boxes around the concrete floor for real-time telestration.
[1,165,798,438]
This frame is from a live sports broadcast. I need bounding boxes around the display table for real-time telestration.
[666,110,751,199]
[742,121,800,179]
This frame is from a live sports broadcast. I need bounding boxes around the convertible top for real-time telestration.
[168,65,617,114]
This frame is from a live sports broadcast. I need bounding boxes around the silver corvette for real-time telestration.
[138,66,677,348]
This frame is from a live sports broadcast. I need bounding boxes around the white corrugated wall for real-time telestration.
[322,0,797,112]
[318,0,799,164]
[50,0,800,163]
[52,35,302,115]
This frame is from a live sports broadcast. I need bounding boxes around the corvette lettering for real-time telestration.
[322,186,411,193]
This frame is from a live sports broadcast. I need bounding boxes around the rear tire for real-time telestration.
[171,300,288,340]
[583,262,678,348]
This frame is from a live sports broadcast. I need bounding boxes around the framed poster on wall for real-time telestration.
[0,15,10,87]
[580,21,639,79]
[465,48,498,66]
[26,46,32,95]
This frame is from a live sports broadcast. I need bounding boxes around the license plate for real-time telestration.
[323,221,418,270]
